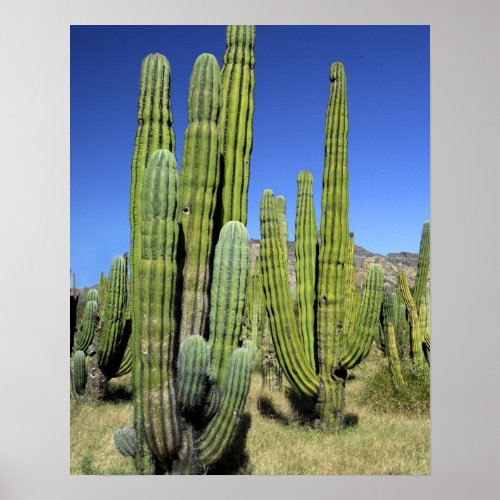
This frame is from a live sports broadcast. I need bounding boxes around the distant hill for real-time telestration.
[248,239,421,290]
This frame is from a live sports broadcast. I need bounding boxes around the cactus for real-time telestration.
[72,350,87,395]
[127,147,253,474]
[179,53,221,344]
[259,62,384,431]
[219,25,256,227]
[98,271,107,317]
[74,299,98,352]
[123,28,256,473]
[87,288,99,303]
[114,428,137,457]
[128,52,176,473]
[70,271,79,354]
[97,255,130,379]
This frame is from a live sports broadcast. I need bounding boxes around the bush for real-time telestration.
[357,361,430,417]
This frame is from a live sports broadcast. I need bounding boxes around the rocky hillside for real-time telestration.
[249,239,421,290]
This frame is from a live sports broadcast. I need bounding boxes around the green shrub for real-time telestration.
[357,361,430,417]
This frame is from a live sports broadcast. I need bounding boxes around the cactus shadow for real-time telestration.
[207,413,253,475]
[343,413,359,428]
[285,389,317,426]
[104,381,133,403]
[257,395,290,426]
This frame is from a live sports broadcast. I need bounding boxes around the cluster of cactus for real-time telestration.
[380,222,430,389]
[70,256,133,399]
[259,62,384,431]
[123,26,256,475]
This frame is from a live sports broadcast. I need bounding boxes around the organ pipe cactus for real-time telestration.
[219,25,255,227]
[259,62,384,431]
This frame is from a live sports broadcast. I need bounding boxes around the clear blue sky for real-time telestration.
[71,25,429,287]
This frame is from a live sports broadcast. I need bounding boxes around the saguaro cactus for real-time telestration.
[259,62,384,431]
[219,25,256,227]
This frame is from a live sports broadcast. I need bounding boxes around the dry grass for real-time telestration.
[70,350,429,475]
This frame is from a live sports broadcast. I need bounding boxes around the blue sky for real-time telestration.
[71,25,429,287]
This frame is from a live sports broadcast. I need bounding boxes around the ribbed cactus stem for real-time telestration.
[413,221,430,310]
[75,300,98,352]
[344,233,357,339]
[399,267,424,368]
[114,428,137,458]
[139,149,183,467]
[129,53,175,474]
[341,264,384,370]
[259,190,319,397]
[315,62,349,431]
[97,256,128,379]
[207,221,249,388]
[274,195,288,262]
[179,53,221,343]
[177,335,210,410]
[219,25,255,226]
[197,347,253,466]
[87,289,99,303]
[387,323,405,389]
[420,287,430,355]
[98,272,107,317]
[72,350,87,395]
[295,170,317,367]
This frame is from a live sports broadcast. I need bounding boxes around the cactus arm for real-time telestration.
[87,289,99,303]
[197,347,253,466]
[207,221,249,388]
[341,264,384,370]
[294,170,317,367]
[72,350,87,395]
[259,190,320,397]
[97,256,128,378]
[177,335,210,410]
[179,53,221,343]
[139,149,183,465]
[386,323,406,389]
[219,25,256,226]
[398,267,424,367]
[413,221,430,310]
[74,300,98,352]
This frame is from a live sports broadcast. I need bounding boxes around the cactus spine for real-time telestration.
[219,25,256,226]
[259,62,384,431]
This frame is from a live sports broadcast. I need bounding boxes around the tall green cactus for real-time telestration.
[98,271,107,317]
[259,62,384,431]
[97,255,130,379]
[129,52,176,473]
[179,53,221,344]
[124,29,256,474]
[219,25,256,227]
